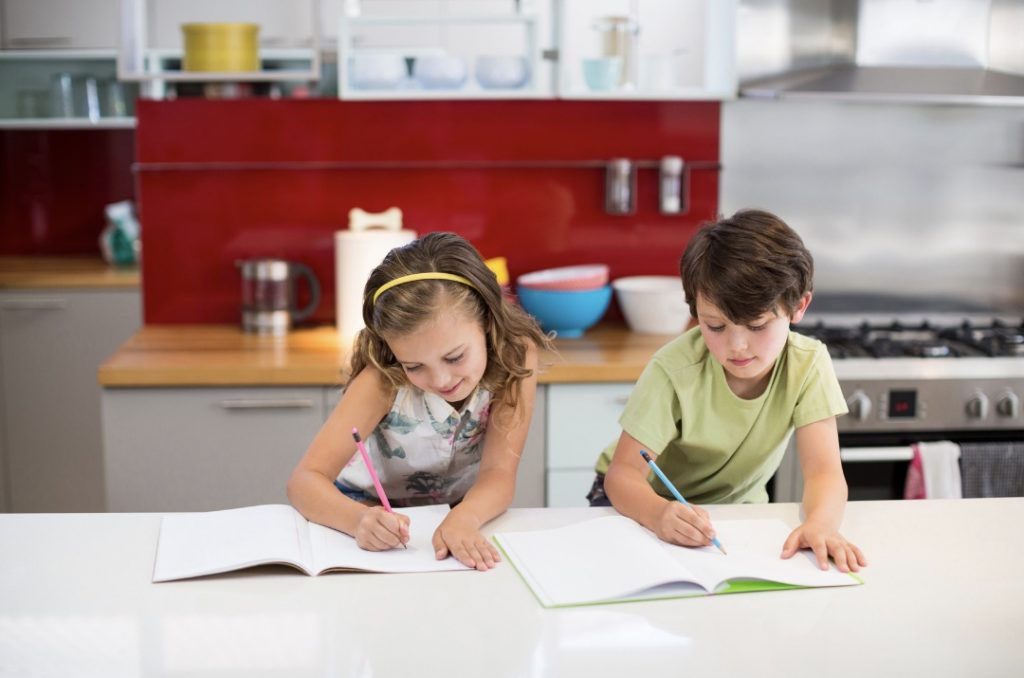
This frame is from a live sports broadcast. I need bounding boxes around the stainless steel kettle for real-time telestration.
[237,259,321,335]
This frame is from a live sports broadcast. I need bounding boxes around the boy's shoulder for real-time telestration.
[649,327,711,373]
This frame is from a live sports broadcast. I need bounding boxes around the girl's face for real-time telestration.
[385,308,488,406]
[695,292,811,398]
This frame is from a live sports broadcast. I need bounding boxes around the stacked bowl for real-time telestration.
[516,265,611,338]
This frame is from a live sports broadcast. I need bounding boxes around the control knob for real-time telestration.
[996,392,1021,419]
[965,391,990,420]
[846,391,872,422]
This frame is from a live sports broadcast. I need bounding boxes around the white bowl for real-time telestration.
[475,55,530,89]
[349,54,407,90]
[612,276,690,335]
[413,55,467,89]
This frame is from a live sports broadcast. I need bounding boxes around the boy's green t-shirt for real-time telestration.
[595,327,848,504]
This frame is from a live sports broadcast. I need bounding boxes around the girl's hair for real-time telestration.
[680,209,814,324]
[349,232,553,414]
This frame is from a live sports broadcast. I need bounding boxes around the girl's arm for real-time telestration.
[605,431,717,547]
[286,367,406,550]
[782,416,867,572]
[432,344,539,570]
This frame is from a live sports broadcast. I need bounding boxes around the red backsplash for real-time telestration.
[0,130,135,255]
[136,99,720,325]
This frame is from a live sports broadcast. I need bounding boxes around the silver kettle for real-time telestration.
[237,259,321,335]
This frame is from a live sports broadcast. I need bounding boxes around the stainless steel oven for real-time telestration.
[771,314,1024,502]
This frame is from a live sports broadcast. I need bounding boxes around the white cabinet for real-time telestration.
[556,0,736,100]
[0,288,141,512]
[545,382,633,507]
[102,386,327,512]
[147,0,316,49]
[1,0,120,49]
[338,0,551,99]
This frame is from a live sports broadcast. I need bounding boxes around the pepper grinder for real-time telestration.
[605,158,636,215]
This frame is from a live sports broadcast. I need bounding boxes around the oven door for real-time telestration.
[770,430,1024,502]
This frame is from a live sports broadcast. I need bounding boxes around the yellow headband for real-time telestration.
[372,272,477,305]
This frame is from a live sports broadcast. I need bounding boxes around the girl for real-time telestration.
[287,232,552,571]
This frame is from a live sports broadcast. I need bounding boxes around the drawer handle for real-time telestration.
[219,399,315,410]
[1,299,67,311]
[840,446,914,463]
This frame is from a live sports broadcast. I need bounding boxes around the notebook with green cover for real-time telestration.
[493,515,862,608]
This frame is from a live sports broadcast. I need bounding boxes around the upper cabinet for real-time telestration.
[336,0,736,100]
[1,0,120,49]
[338,0,552,99]
[556,0,736,100]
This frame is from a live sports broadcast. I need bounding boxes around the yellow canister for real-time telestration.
[181,23,260,72]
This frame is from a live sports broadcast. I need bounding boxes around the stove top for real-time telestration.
[795,319,1024,360]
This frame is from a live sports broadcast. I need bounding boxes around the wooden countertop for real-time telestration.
[98,324,673,386]
[0,256,140,289]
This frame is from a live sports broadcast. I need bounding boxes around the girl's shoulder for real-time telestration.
[343,365,399,410]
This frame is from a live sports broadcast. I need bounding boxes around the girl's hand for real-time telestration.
[781,520,867,573]
[432,511,501,571]
[653,501,717,548]
[355,506,409,551]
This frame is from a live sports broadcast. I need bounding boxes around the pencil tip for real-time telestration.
[351,427,361,442]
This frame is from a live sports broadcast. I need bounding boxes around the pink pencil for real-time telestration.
[352,427,406,548]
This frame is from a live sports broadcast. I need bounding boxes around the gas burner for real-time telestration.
[796,319,1024,359]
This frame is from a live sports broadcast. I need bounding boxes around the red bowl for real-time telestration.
[516,264,609,291]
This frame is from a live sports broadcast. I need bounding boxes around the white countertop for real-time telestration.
[2,499,1022,677]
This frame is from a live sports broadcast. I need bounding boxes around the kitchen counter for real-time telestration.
[98,323,672,386]
[2,498,1021,677]
[0,256,140,289]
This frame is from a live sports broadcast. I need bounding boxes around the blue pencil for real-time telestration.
[640,449,727,555]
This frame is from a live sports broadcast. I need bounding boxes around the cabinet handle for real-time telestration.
[1,299,67,311]
[8,37,73,47]
[218,399,315,410]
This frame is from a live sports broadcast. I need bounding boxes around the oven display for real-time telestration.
[887,390,918,418]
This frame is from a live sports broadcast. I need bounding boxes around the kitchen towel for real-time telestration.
[960,442,1024,498]
[334,209,416,344]
[906,441,962,499]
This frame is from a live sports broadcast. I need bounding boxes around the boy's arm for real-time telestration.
[783,416,867,572]
[605,431,717,547]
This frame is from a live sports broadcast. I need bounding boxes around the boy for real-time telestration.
[589,209,866,573]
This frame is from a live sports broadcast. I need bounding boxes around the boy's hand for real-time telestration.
[653,501,718,548]
[355,506,409,551]
[432,511,501,571]
[781,520,867,573]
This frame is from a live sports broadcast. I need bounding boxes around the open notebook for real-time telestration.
[494,515,862,607]
[153,504,470,582]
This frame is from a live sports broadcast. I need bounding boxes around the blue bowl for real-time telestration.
[516,285,612,338]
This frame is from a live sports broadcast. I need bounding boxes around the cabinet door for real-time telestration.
[2,0,120,49]
[0,289,141,512]
[148,0,315,49]
[556,0,735,100]
[102,386,325,512]
[545,382,634,506]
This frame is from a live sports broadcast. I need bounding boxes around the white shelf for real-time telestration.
[0,117,135,129]
[340,87,544,100]
[0,49,118,61]
[346,14,540,26]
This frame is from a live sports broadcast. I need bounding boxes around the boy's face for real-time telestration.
[695,293,811,396]
[385,308,488,407]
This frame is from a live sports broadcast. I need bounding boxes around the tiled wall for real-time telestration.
[140,99,720,324]
[0,130,135,255]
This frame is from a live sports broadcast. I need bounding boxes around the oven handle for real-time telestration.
[840,446,914,463]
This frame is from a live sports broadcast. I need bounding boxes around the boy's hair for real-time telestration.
[680,209,814,323]
[350,232,552,414]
